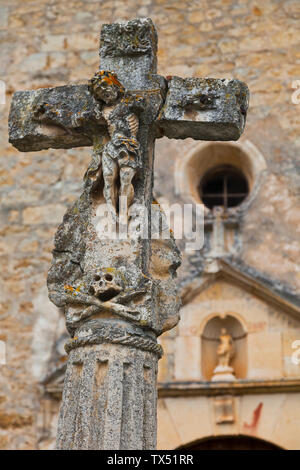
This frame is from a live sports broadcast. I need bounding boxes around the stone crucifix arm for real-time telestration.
[8,84,106,151]
[157,76,249,141]
[9,76,248,152]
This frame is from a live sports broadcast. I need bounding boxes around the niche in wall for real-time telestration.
[201,314,247,381]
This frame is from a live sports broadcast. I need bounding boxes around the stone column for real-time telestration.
[57,322,160,450]
[47,18,182,450]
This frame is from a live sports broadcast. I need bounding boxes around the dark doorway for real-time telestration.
[179,435,283,450]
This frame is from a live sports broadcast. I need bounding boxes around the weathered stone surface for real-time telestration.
[158,77,249,141]
[57,343,158,450]
[99,18,158,89]
[9,85,105,151]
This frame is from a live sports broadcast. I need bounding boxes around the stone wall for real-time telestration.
[0,0,299,449]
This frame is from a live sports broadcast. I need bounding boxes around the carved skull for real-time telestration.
[89,269,124,302]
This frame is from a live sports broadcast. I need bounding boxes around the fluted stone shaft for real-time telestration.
[57,343,158,450]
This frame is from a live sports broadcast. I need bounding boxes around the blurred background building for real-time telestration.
[0,0,300,450]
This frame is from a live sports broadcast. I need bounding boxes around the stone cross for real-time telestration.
[9,18,249,450]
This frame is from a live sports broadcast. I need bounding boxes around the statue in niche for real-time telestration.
[212,327,236,382]
[216,328,235,368]
[87,70,143,218]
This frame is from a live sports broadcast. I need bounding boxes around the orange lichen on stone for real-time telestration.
[64,284,75,292]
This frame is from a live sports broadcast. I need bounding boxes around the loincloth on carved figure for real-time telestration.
[103,133,141,169]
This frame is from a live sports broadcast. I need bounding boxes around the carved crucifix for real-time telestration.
[9,18,249,450]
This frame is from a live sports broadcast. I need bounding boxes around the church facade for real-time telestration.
[154,136,300,450]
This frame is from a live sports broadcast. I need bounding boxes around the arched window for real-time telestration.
[174,141,267,210]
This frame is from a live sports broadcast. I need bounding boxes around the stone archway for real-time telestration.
[179,434,283,450]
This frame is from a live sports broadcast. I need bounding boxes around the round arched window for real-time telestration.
[199,165,249,210]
